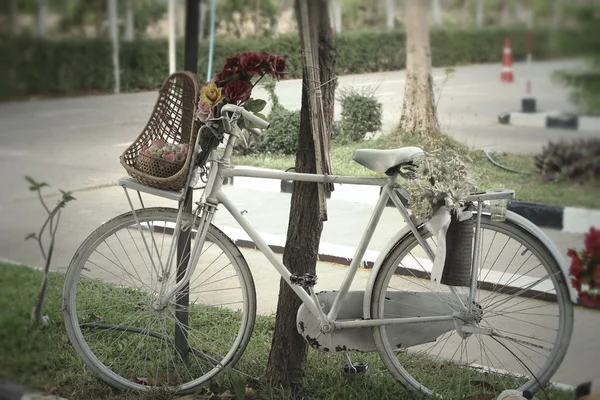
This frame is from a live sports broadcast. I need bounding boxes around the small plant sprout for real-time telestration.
[25,176,76,326]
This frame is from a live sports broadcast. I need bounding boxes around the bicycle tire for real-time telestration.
[62,207,256,394]
[370,214,573,398]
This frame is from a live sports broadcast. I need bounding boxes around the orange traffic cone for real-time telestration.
[501,37,514,83]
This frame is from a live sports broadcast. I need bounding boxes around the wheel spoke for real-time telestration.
[64,209,255,393]
[372,215,572,397]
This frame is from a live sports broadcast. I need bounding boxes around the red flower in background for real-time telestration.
[584,227,600,256]
[568,249,583,276]
[224,80,253,104]
[568,226,600,307]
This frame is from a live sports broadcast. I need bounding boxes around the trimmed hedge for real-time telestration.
[0,28,596,100]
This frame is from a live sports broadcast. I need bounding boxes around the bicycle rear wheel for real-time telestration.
[370,214,573,398]
[63,207,256,394]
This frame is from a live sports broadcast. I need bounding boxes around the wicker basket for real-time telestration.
[120,71,201,191]
[135,151,185,179]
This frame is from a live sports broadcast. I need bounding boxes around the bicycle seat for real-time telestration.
[352,147,424,174]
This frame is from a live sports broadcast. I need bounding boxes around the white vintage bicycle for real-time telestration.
[62,104,575,398]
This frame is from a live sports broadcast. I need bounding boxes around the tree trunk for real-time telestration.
[264,0,336,387]
[385,0,395,29]
[331,0,342,33]
[399,0,438,136]
[199,0,207,40]
[432,0,442,26]
[476,0,484,26]
[514,0,525,24]
[9,0,19,36]
[125,0,134,41]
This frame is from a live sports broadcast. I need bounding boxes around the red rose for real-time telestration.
[224,54,241,70]
[585,227,600,256]
[568,249,583,275]
[214,68,239,87]
[268,54,287,78]
[224,80,252,104]
[240,51,266,76]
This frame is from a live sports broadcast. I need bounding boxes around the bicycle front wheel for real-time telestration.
[371,214,573,398]
[63,207,256,394]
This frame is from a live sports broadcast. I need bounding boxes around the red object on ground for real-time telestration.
[501,37,514,83]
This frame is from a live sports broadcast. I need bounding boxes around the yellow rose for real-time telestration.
[200,82,224,106]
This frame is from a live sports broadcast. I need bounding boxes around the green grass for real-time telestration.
[0,263,576,400]
[236,131,600,209]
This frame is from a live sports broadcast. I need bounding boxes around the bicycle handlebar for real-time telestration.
[221,103,270,130]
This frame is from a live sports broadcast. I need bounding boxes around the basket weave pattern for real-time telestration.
[135,151,185,179]
[120,72,200,191]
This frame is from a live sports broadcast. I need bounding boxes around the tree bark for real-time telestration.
[385,0,395,29]
[331,0,342,33]
[476,0,484,26]
[432,0,442,26]
[264,0,336,387]
[399,0,438,136]
[199,0,206,40]
[125,0,134,41]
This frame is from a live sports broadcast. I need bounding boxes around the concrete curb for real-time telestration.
[498,110,600,132]
[225,168,600,235]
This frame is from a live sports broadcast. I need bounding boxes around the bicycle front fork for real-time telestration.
[152,200,217,310]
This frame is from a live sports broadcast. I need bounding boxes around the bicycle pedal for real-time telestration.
[342,361,368,374]
[290,273,317,289]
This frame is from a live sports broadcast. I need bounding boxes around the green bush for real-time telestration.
[233,128,263,156]
[533,139,600,182]
[552,5,600,115]
[260,106,300,155]
[338,87,383,141]
[1,27,597,100]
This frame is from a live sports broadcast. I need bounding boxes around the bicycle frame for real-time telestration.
[149,116,464,331]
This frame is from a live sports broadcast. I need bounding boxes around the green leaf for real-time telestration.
[244,99,267,113]
[59,190,76,203]
[24,176,49,191]
[25,233,37,240]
